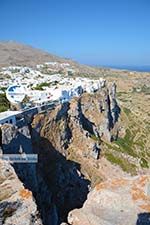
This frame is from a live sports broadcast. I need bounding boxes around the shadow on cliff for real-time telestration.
[112,98,121,124]
[55,102,72,150]
[2,131,32,154]
[31,127,91,224]
[2,130,39,204]
[136,213,150,225]
[2,127,90,225]
[106,94,121,130]
[78,99,96,135]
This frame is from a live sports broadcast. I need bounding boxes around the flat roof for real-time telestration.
[0,110,21,120]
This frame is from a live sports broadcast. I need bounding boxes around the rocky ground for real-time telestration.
[68,175,150,225]
[0,159,42,225]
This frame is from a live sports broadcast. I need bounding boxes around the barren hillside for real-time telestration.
[0,41,102,75]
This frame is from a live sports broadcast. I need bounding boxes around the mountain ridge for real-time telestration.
[0,40,104,76]
[0,41,67,67]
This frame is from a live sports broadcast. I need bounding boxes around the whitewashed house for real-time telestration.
[0,111,22,125]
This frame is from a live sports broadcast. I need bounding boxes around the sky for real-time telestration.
[0,0,150,66]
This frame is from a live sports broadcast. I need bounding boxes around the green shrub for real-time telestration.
[114,129,137,157]
[0,93,10,112]
[140,158,149,168]
[123,107,131,116]
[105,152,137,175]
[33,82,50,90]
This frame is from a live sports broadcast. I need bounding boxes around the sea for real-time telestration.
[101,65,150,72]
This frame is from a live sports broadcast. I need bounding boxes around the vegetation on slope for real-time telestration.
[0,93,10,112]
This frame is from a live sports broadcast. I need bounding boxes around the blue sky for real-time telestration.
[0,0,150,66]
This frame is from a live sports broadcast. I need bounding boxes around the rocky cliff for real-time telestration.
[0,122,91,224]
[0,124,59,225]
[0,82,124,225]
[68,175,150,225]
[0,159,42,225]
[31,82,121,188]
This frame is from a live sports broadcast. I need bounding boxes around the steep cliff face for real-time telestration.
[31,112,90,222]
[0,159,42,225]
[68,175,150,225]
[31,83,121,188]
[0,123,90,224]
[1,124,59,225]
[37,83,120,151]
[1,124,37,191]
[28,82,122,223]
[0,82,122,224]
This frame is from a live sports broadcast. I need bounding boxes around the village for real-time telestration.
[0,62,106,125]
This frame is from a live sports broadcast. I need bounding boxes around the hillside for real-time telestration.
[0,41,102,75]
[0,41,66,67]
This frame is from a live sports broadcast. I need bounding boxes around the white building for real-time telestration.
[0,111,22,125]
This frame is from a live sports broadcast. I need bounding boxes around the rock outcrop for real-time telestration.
[31,115,90,222]
[0,159,42,225]
[31,83,121,189]
[68,175,150,225]
[0,123,90,224]
[33,83,120,157]
[0,124,59,225]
